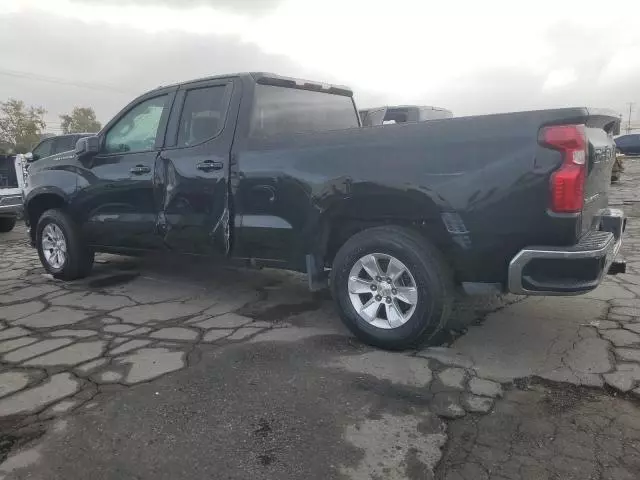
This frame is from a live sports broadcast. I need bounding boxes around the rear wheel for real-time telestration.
[36,209,94,280]
[0,217,16,233]
[330,226,454,350]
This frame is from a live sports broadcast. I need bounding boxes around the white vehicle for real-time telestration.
[0,154,26,232]
[359,105,453,126]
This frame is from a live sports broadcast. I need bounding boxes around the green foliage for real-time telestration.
[60,107,102,134]
[0,99,46,154]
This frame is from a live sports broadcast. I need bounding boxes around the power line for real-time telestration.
[0,68,135,95]
[626,102,635,134]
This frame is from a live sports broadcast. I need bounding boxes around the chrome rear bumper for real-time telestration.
[508,208,626,295]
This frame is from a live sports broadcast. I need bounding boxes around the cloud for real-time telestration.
[76,0,282,16]
[0,11,340,131]
[543,68,578,90]
[2,0,640,125]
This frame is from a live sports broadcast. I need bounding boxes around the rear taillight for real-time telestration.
[541,124,587,213]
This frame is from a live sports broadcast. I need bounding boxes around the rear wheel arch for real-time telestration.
[317,194,451,267]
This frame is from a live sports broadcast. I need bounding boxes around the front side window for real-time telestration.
[104,95,168,154]
[32,139,53,159]
[177,85,228,147]
[250,85,359,137]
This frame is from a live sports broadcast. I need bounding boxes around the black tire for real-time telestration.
[36,209,94,280]
[0,217,16,233]
[330,225,454,350]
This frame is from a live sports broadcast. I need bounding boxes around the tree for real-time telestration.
[0,99,46,154]
[59,107,102,134]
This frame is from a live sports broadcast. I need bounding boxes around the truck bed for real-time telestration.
[238,107,619,285]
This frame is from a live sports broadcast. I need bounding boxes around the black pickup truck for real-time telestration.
[23,72,625,349]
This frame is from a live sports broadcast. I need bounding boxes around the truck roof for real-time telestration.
[156,72,353,97]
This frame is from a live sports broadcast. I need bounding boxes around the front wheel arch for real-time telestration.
[26,193,67,244]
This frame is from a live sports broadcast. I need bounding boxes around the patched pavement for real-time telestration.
[437,380,640,480]
[0,160,639,479]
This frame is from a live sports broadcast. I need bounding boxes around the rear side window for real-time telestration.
[177,85,229,147]
[250,85,359,137]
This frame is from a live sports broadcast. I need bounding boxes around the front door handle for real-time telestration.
[196,160,223,172]
[130,165,151,175]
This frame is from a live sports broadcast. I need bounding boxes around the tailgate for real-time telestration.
[0,156,19,188]
[581,111,619,236]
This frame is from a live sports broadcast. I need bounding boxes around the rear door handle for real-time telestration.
[130,165,151,175]
[196,160,223,172]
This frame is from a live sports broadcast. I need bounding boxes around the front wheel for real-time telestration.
[36,209,94,280]
[0,217,16,233]
[330,226,454,350]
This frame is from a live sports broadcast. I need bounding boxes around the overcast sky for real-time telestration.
[2,0,640,133]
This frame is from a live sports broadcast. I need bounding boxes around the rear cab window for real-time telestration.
[250,84,359,137]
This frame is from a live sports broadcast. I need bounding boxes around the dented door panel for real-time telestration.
[154,153,231,254]
[155,79,239,255]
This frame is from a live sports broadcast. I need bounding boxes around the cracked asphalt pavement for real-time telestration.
[1,160,640,479]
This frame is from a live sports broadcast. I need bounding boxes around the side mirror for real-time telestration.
[24,152,34,162]
[75,136,100,157]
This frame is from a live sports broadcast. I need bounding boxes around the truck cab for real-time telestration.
[25,73,361,263]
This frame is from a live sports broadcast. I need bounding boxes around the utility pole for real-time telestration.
[626,102,635,134]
